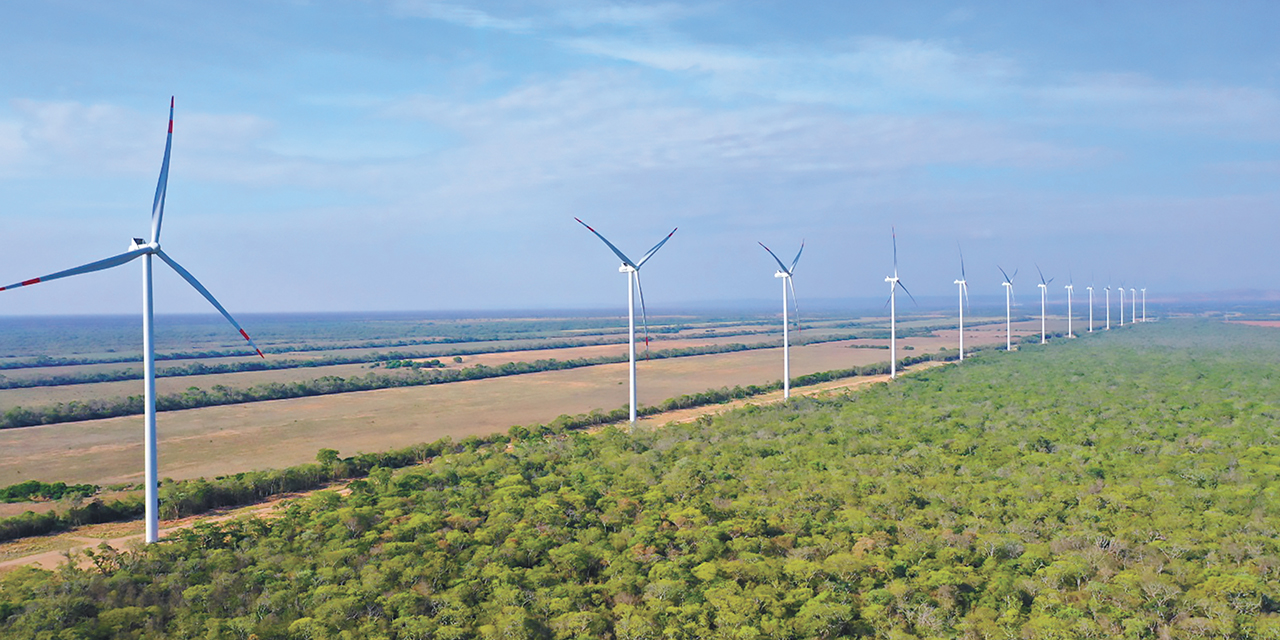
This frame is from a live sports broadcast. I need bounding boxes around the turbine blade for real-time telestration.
[997,265,1012,284]
[0,248,148,291]
[575,218,636,268]
[898,280,918,306]
[1048,277,1055,285]
[759,241,790,274]
[634,271,651,355]
[1036,263,1046,286]
[789,240,804,273]
[635,227,677,269]
[151,97,174,244]
[958,243,966,280]
[891,226,898,274]
[155,248,264,358]
[963,282,970,309]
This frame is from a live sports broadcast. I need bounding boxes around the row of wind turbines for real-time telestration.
[1,101,1149,544]
[577,221,1150,430]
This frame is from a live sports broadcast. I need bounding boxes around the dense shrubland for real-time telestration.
[5,321,1274,639]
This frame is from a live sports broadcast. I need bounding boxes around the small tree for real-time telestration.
[316,449,340,466]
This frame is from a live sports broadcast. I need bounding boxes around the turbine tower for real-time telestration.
[0,98,264,544]
[1036,264,1053,344]
[576,218,676,425]
[885,228,915,378]
[760,241,803,399]
[954,245,969,361]
[1086,283,1094,333]
[1065,280,1074,337]
[1105,285,1111,330]
[1141,288,1147,322]
[1130,288,1137,324]
[1119,286,1125,326]
[999,265,1017,351]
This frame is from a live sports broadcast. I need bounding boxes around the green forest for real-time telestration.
[2,320,1278,639]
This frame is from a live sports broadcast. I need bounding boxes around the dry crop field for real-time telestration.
[0,312,1052,489]
[0,315,1030,488]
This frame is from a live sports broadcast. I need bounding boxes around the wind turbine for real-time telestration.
[1035,264,1053,344]
[0,98,264,544]
[575,218,676,425]
[1086,283,1094,333]
[999,265,1017,351]
[1105,285,1112,330]
[1118,286,1125,326]
[1064,278,1074,337]
[885,228,915,378]
[953,245,969,361]
[1141,288,1147,322]
[1130,288,1137,324]
[760,241,803,399]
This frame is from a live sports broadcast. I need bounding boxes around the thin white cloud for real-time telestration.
[386,70,1091,205]
[388,0,691,32]
[0,120,29,175]
[1036,73,1280,138]
[560,37,761,73]
[389,0,533,31]
[555,2,691,28]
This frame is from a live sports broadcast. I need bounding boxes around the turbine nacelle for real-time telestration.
[130,238,159,252]
[775,271,789,279]
[618,264,636,273]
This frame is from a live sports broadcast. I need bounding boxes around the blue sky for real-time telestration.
[1,1,1278,314]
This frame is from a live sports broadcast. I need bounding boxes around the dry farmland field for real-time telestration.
[0,311,1052,489]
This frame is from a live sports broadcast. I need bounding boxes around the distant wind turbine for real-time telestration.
[1141,288,1147,322]
[576,218,676,425]
[1065,277,1075,337]
[953,245,969,361]
[1086,282,1094,333]
[999,265,1018,351]
[1119,286,1126,326]
[1105,285,1112,330]
[0,98,265,544]
[760,241,803,399]
[1036,264,1053,344]
[885,228,916,378]
[1130,288,1137,324]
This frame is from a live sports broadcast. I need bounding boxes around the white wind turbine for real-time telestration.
[1086,281,1094,333]
[1035,264,1053,344]
[576,218,677,425]
[1130,288,1136,324]
[1105,285,1112,330]
[885,228,916,379]
[0,98,264,544]
[1141,288,1147,322]
[999,265,1018,351]
[1119,285,1126,326]
[760,241,803,398]
[953,245,969,361]
[1064,278,1075,337]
